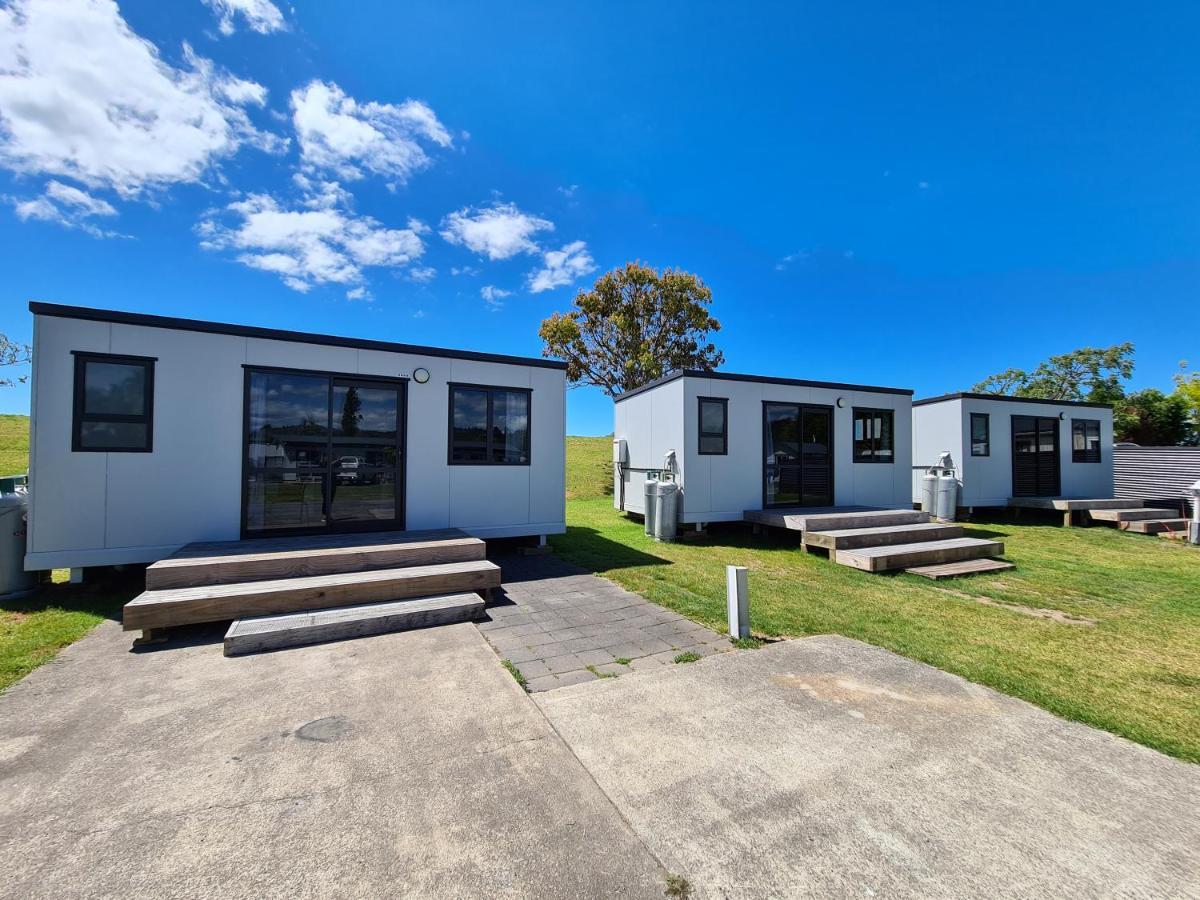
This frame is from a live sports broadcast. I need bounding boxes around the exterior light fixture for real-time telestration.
[412,367,430,384]
[836,397,846,408]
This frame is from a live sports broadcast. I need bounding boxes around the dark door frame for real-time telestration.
[761,401,835,508]
[1010,414,1061,498]
[240,365,409,538]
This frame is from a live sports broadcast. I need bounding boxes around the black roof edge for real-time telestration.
[29,301,568,371]
[913,391,1113,409]
[613,369,914,403]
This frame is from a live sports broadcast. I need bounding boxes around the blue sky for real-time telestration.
[2,0,1198,434]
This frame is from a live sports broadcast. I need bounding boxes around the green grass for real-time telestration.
[0,414,29,476]
[555,436,1200,763]
[673,651,702,664]
[501,658,528,690]
[566,434,614,500]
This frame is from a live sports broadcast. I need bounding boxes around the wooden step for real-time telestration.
[223,593,485,656]
[1009,498,1144,511]
[835,538,1004,573]
[804,522,963,551]
[124,559,501,631]
[1086,508,1171,523]
[1121,518,1189,535]
[744,507,928,532]
[905,558,1016,579]
[146,529,484,590]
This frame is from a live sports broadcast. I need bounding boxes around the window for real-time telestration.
[72,352,154,452]
[852,408,894,463]
[1072,419,1101,463]
[698,397,728,455]
[449,384,531,465]
[970,413,990,456]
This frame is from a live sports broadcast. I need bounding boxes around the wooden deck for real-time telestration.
[743,506,928,532]
[1007,498,1144,512]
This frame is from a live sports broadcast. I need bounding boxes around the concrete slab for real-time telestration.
[0,621,666,899]
[537,635,1200,898]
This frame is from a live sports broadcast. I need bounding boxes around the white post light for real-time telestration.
[1189,480,1200,545]
[726,565,749,639]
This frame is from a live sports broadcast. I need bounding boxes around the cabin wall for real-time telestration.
[911,399,964,502]
[26,314,565,570]
[611,378,686,515]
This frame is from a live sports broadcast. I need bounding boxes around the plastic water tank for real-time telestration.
[0,477,35,599]
[652,478,679,542]
[643,472,659,536]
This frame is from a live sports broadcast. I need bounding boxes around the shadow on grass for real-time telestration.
[550,526,676,574]
[3,568,143,623]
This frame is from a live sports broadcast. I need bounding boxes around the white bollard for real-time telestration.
[726,565,749,639]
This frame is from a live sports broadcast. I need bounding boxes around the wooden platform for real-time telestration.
[905,558,1017,580]
[146,529,485,590]
[1007,498,1145,511]
[803,522,963,552]
[1086,508,1172,523]
[223,593,485,656]
[835,537,1005,573]
[125,559,500,631]
[1121,518,1189,535]
[744,506,928,532]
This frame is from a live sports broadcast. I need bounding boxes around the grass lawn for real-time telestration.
[0,414,140,692]
[556,436,1200,763]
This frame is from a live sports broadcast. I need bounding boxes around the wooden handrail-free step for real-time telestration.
[124,559,501,631]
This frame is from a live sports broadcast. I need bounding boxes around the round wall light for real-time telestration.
[836,397,846,408]
[1059,412,1066,420]
[412,367,430,384]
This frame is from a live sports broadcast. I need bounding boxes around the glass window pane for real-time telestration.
[334,384,398,439]
[700,400,725,435]
[765,405,800,465]
[492,391,530,463]
[245,471,326,532]
[332,444,399,470]
[451,388,489,461]
[84,361,146,416]
[765,465,801,506]
[330,472,396,523]
[699,435,724,454]
[79,421,147,449]
[248,372,330,467]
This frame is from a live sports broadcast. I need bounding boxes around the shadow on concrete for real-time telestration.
[2,566,143,625]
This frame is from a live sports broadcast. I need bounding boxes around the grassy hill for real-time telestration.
[566,435,612,500]
[0,415,29,475]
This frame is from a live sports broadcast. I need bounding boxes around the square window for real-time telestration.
[449,385,531,465]
[852,408,894,463]
[73,353,154,452]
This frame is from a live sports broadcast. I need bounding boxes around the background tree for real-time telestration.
[1114,389,1189,445]
[971,343,1134,402]
[0,334,32,387]
[340,386,362,436]
[1172,362,1200,445]
[539,263,724,396]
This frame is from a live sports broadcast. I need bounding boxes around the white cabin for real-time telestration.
[911,393,1114,508]
[25,302,566,571]
[612,370,914,525]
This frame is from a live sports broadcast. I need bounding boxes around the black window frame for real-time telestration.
[697,396,728,456]
[71,351,156,453]
[448,383,533,466]
[1071,418,1101,463]
[970,412,990,457]
[851,407,895,464]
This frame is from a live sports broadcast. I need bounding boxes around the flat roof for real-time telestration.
[613,369,914,403]
[29,301,568,371]
[913,391,1112,409]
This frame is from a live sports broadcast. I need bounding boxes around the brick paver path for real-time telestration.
[479,552,730,691]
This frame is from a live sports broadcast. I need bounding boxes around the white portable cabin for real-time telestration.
[911,393,1114,508]
[612,370,914,526]
[25,302,567,571]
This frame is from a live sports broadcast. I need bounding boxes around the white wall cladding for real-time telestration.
[27,313,566,570]
[912,396,1115,507]
[614,374,913,523]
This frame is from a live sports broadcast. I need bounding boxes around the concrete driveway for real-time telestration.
[0,621,665,899]
[538,635,1200,899]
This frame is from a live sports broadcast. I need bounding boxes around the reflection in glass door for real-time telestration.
[763,403,834,508]
[243,369,405,535]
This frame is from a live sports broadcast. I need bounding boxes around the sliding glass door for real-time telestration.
[763,402,834,508]
[243,369,405,536]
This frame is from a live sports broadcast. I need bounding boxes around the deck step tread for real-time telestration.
[1086,508,1173,522]
[1009,498,1145,511]
[905,558,1016,579]
[124,559,501,631]
[745,507,929,532]
[835,537,1004,573]
[803,522,963,550]
[223,593,485,656]
[1121,518,1189,534]
[146,529,484,590]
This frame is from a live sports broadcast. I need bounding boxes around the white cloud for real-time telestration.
[440,202,553,260]
[481,284,511,312]
[774,250,809,271]
[557,184,578,198]
[10,179,121,237]
[198,193,425,293]
[202,0,285,36]
[0,0,281,198]
[291,80,452,185]
[345,286,370,301]
[527,240,595,293]
[450,265,479,277]
[408,265,436,283]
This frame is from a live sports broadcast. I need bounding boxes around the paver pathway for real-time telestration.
[480,552,730,691]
